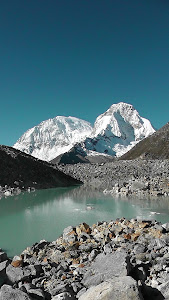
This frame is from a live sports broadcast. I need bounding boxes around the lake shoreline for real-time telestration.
[1,217,169,299]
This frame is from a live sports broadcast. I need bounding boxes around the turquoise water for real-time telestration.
[1,186,169,257]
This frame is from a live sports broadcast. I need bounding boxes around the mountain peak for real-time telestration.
[13,102,155,162]
[14,116,93,161]
[92,102,155,148]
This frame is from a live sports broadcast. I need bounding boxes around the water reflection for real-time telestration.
[1,186,169,257]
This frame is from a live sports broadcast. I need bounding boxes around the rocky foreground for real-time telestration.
[1,218,169,299]
[57,159,169,197]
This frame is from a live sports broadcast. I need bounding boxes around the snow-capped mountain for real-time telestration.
[14,116,93,161]
[83,102,155,157]
[13,102,155,163]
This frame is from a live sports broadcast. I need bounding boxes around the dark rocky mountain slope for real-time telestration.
[51,144,115,165]
[120,122,169,160]
[0,145,81,196]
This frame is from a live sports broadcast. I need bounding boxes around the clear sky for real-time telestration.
[0,0,169,146]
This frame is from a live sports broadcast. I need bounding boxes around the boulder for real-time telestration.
[0,284,31,300]
[157,280,169,298]
[79,276,143,300]
[0,252,8,263]
[82,249,131,287]
[63,226,77,244]
[6,264,27,283]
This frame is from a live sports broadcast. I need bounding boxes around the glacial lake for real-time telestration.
[1,186,169,257]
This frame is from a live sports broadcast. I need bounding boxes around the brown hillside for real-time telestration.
[120,122,169,160]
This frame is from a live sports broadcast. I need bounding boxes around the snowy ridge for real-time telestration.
[14,116,93,161]
[13,102,155,162]
[83,102,155,157]
[81,102,155,157]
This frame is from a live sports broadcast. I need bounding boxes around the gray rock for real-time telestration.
[162,223,169,232]
[88,249,98,261]
[79,276,143,300]
[0,260,9,274]
[82,249,131,287]
[0,252,8,263]
[29,264,43,276]
[6,264,25,283]
[76,288,87,299]
[63,226,76,243]
[79,243,93,252]
[133,244,146,255]
[0,260,9,287]
[19,282,45,299]
[28,288,45,299]
[19,282,35,292]
[0,284,31,300]
[158,280,169,298]
[46,282,71,297]
[78,232,90,242]
[51,292,75,299]
[130,181,147,192]
[63,226,74,237]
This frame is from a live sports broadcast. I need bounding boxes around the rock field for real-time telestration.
[1,218,169,299]
[57,159,169,197]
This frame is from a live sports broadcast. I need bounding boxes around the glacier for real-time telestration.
[13,102,155,162]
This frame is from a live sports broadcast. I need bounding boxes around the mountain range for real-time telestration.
[14,102,155,163]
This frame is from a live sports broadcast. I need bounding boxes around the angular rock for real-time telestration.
[45,282,71,297]
[157,280,169,298]
[6,264,25,283]
[0,252,8,263]
[51,292,76,299]
[0,284,31,300]
[162,223,169,233]
[28,288,45,299]
[79,276,143,300]
[0,260,9,274]
[76,223,91,235]
[63,226,77,244]
[82,249,131,287]
[0,260,10,287]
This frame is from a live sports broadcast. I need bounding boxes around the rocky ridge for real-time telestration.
[0,145,81,199]
[1,218,169,299]
[121,122,169,160]
[57,159,169,197]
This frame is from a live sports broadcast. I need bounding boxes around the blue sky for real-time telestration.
[0,0,169,146]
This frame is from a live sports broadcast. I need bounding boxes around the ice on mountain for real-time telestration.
[13,102,155,161]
